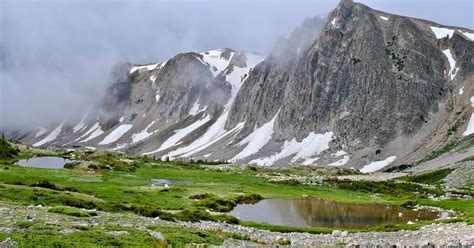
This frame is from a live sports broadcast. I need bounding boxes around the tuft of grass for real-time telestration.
[15,221,34,229]
[459,155,474,163]
[416,140,460,164]
[48,206,98,217]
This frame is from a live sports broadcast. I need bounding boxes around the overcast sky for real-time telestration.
[0,0,472,130]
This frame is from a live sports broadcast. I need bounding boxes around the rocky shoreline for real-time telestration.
[1,204,473,247]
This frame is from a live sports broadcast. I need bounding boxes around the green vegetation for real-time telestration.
[330,179,442,201]
[241,221,333,234]
[0,136,19,160]
[459,155,474,163]
[48,206,98,217]
[192,193,263,212]
[401,169,452,185]
[416,140,460,164]
[414,136,474,165]
[0,225,161,247]
[0,146,472,246]
[384,35,405,71]
[147,226,240,246]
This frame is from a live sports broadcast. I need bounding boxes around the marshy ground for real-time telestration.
[0,141,473,247]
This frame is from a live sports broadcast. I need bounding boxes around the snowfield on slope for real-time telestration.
[231,110,279,162]
[98,124,133,145]
[360,156,397,173]
[463,96,474,136]
[78,122,104,143]
[430,26,454,39]
[160,51,265,159]
[33,123,63,147]
[250,132,334,166]
[131,121,156,143]
[143,116,211,155]
[442,49,459,80]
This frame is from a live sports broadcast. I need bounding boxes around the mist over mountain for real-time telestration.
[1,0,472,130]
[4,0,473,173]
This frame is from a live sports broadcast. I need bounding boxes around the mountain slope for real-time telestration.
[9,0,474,172]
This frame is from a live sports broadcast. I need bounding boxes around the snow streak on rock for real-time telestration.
[33,123,63,147]
[98,124,133,145]
[231,110,279,162]
[250,132,334,166]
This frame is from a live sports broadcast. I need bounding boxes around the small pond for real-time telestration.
[151,179,193,186]
[15,156,75,169]
[229,197,447,229]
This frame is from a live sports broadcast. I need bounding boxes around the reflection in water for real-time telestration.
[230,197,443,229]
[15,156,74,169]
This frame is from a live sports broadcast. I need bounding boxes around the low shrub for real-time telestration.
[0,136,20,160]
[30,180,58,190]
[15,221,34,229]
[64,162,80,169]
[194,193,263,212]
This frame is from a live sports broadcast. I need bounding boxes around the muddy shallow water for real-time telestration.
[230,197,445,229]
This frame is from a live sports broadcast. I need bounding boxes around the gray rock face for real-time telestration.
[9,0,474,171]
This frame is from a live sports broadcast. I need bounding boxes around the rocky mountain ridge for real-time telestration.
[6,0,474,172]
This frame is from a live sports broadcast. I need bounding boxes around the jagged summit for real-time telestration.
[6,1,474,172]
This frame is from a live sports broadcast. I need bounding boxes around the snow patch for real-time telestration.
[189,100,207,116]
[459,87,464,95]
[119,116,124,123]
[360,156,397,173]
[72,115,87,133]
[331,18,337,26]
[98,124,133,145]
[33,123,63,147]
[131,121,156,143]
[144,116,211,155]
[250,132,334,166]
[329,155,350,166]
[459,30,474,41]
[442,49,459,80]
[333,150,347,157]
[379,16,389,21]
[150,75,157,85]
[129,63,158,74]
[155,92,161,103]
[200,50,233,77]
[231,110,279,161]
[463,115,474,136]
[462,96,474,136]
[34,128,47,137]
[430,26,454,39]
[301,157,319,166]
[79,122,104,143]
[112,143,128,151]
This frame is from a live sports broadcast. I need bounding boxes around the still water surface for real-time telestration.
[15,156,74,169]
[230,197,443,229]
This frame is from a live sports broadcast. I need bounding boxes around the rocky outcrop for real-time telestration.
[10,0,474,171]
